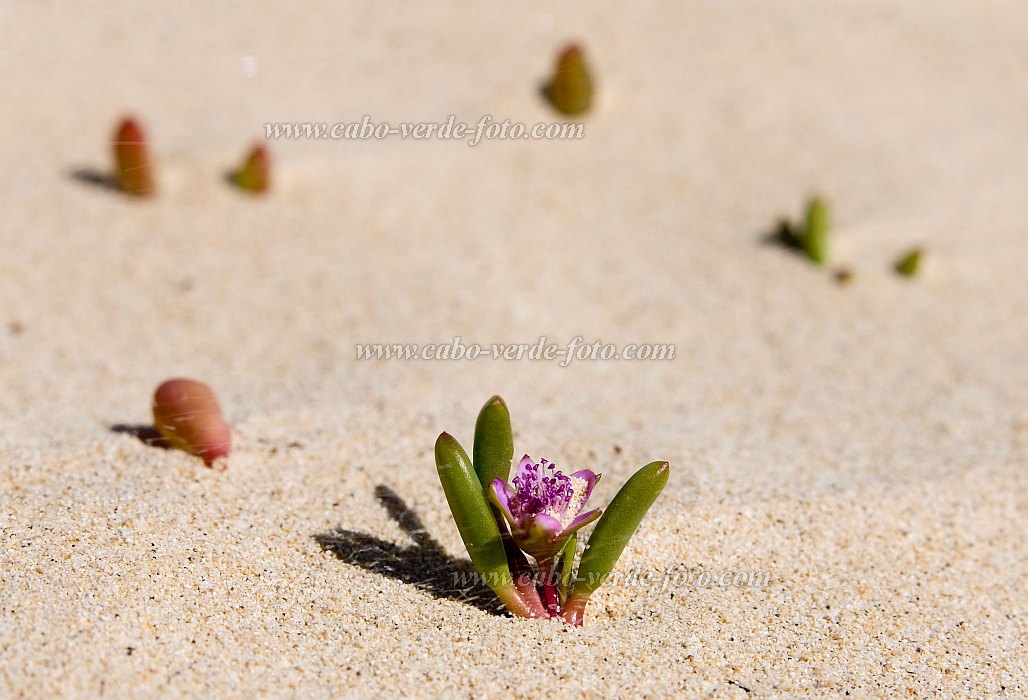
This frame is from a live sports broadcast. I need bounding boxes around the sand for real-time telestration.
[1,1,1026,697]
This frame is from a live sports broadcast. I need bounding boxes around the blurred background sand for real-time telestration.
[1,2,1025,696]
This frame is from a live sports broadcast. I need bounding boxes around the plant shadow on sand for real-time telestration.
[314,485,507,616]
[760,218,805,254]
[109,423,171,449]
[68,168,122,193]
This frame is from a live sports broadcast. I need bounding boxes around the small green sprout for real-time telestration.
[231,144,270,194]
[435,396,668,625]
[771,196,832,265]
[894,248,923,277]
[542,44,594,116]
[803,197,831,264]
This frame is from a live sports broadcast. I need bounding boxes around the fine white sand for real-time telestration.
[1,1,1026,696]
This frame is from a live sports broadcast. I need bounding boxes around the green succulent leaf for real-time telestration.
[473,396,514,489]
[435,431,548,618]
[803,197,830,265]
[543,44,594,116]
[572,461,670,599]
[472,397,545,610]
[894,248,922,277]
[557,532,578,601]
[435,433,510,582]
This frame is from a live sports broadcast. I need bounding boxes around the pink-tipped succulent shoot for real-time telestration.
[543,44,594,116]
[232,144,270,194]
[490,456,601,616]
[435,396,668,625]
[112,117,155,196]
[152,378,231,468]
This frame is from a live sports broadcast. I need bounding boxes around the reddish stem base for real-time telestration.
[558,594,589,626]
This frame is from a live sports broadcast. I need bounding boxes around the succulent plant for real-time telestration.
[894,248,923,277]
[802,197,830,265]
[435,396,668,624]
[770,196,831,265]
[232,144,270,194]
[489,456,602,616]
[112,117,155,196]
[152,378,231,468]
[543,44,594,116]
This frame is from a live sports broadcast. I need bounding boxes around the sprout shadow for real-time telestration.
[109,423,170,450]
[314,485,506,616]
[539,80,555,108]
[760,217,804,253]
[69,168,122,193]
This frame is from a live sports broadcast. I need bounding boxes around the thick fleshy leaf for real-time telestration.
[435,433,509,581]
[474,400,543,612]
[435,433,546,618]
[113,117,155,197]
[543,44,593,116]
[803,197,830,264]
[233,144,270,194]
[152,378,230,467]
[473,396,513,488]
[894,248,922,277]
[557,532,578,601]
[562,460,670,625]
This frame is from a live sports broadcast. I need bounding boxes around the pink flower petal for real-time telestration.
[563,508,602,536]
[488,479,518,525]
[569,469,600,504]
[515,454,536,478]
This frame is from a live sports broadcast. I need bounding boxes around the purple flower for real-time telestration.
[489,455,602,565]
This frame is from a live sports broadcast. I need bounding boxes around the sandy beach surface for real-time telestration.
[2,1,1026,697]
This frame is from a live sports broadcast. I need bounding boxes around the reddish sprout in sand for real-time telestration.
[232,144,270,194]
[112,116,155,196]
[152,378,231,467]
[543,44,594,116]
